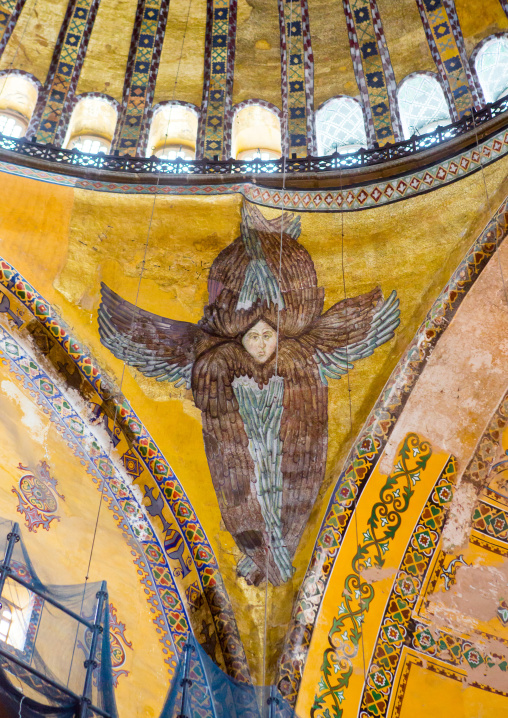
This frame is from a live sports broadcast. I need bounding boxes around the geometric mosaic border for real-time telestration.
[2,122,507,211]
[415,0,482,120]
[277,0,315,157]
[198,0,238,160]
[342,0,402,146]
[357,459,457,718]
[112,0,171,157]
[33,0,100,146]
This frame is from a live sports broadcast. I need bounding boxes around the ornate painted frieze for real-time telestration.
[28,0,101,145]
[276,193,508,706]
[311,435,445,717]
[197,0,237,159]
[277,0,315,157]
[0,0,26,57]
[13,461,65,532]
[342,0,403,146]
[415,0,484,119]
[77,602,133,686]
[0,323,180,673]
[409,622,508,682]
[471,499,508,554]
[112,0,170,157]
[357,459,456,718]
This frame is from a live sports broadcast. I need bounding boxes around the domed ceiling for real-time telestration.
[0,1,508,717]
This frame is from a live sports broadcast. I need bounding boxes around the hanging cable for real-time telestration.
[84,0,193,591]
[262,0,294,697]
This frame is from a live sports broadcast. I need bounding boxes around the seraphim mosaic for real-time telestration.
[98,203,400,587]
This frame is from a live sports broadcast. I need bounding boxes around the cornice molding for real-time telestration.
[0,105,507,211]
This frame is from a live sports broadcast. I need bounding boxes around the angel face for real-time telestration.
[242,320,277,364]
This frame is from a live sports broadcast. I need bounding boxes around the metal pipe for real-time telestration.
[267,685,279,718]
[177,641,194,718]
[79,581,108,718]
[0,523,19,597]
[0,646,113,716]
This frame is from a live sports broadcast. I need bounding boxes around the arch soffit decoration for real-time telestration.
[276,191,508,704]
[0,263,251,684]
[0,316,181,677]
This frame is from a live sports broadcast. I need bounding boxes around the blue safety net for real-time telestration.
[160,634,298,718]
[0,519,117,718]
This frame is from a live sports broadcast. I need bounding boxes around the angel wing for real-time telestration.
[98,283,213,388]
[304,287,400,385]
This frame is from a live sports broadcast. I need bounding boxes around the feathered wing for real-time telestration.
[304,287,400,384]
[277,340,328,561]
[192,342,288,586]
[98,283,214,388]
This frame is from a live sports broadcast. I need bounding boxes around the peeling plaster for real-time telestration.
[0,379,48,444]
[380,239,508,480]
[442,481,479,552]
[428,560,508,626]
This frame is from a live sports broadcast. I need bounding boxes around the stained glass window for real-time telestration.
[316,97,367,156]
[398,74,451,139]
[475,36,508,104]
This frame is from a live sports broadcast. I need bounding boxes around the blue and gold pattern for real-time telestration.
[416,0,478,119]
[278,0,313,157]
[342,0,399,146]
[35,0,100,145]
[113,0,170,156]
[199,0,237,159]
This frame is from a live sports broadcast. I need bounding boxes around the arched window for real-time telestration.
[146,103,198,159]
[64,96,117,155]
[231,104,282,160]
[316,97,367,156]
[0,74,38,138]
[398,74,451,139]
[474,36,508,104]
